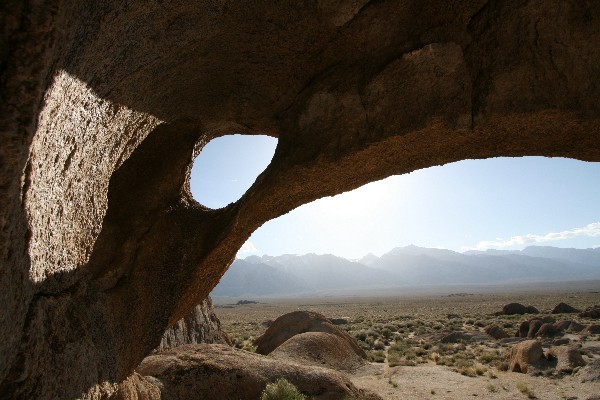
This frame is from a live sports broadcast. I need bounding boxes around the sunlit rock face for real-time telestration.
[1,1,599,398]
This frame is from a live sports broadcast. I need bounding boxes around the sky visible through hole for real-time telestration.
[191,135,600,260]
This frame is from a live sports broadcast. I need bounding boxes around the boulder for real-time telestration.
[269,332,366,371]
[440,331,492,344]
[568,321,586,333]
[508,340,545,373]
[579,305,600,319]
[253,311,366,358]
[551,303,580,314]
[578,359,600,382]
[502,303,539,315]
[156,296,231,352]
[584,324,600,334]
[485,325,510,340]
[547,346,586,373]
[536,322,561,338]
[136,344,380,400]
[527,319,544,338]
[553,320,572,331]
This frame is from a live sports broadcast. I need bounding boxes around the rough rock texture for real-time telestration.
[508,340,545,373]
[552,302,580,314]
[584,324,600,334]
[269,332,366,371]
[156,296,230,352]
[503,303,539,315]
[547,346,586,373]
[536,322,561,338]
[254,311,366,358]
[579,359,600,382]
[2,1,600,398]
[580,305,600,319]
[568,321,586,333]
[485,325,510,340]
[136,344,380,400]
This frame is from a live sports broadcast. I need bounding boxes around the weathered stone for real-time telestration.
[536,322,561,338]
[547,346,586,373]
[508,340,545,373]
[254,311,366,358]
[568,321,586,333]
[552,303,580,314]
[580,306,600,319]
[157,296,231,352]
[269,332,366,371]
[2,1,600,398]
[485,325,510,340]
[136,344,380,400]
[584,324,600,334]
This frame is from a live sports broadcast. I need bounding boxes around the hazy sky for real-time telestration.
[191,135,600,259]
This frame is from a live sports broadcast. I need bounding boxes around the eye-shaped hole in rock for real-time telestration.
[191,134,278,209]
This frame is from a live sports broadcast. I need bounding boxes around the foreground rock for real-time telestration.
[254,311,366,358]
[157,296,231,352]
[485,325,510,340]
[136,344,380,400]
[269,332,366,371]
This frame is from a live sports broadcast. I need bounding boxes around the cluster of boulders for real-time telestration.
[498,302,600,380]
[254,310,367,371]
[122,310,378,400]
[507,340,586,374]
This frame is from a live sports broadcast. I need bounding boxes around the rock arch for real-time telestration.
[1,1,599,398]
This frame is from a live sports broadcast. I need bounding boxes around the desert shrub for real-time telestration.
[261,378,306,400]
[373,340,386,350]
[368,350,386,363]
[355,331,367,341]
[486,383,498,393]
[516,381,535,399]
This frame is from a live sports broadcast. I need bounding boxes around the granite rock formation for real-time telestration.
[135,344,380,400]
[254,311,366,358]
[1,1,600,398]
[157,296,231,352]
[269,331,367,371]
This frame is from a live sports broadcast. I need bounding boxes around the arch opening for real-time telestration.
[190,134,278,209]
[212,156,600,298]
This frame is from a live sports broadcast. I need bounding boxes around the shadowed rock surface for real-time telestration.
[269,332,367,371]
[552,302,581,314]
[136,344,380,400]
[547,346,586,373]
[503,303,539,315]
[2,1,600,398]
[157,296,231,352]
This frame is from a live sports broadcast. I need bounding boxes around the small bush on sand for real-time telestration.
[261,378,306,400]
[516,381,535,399]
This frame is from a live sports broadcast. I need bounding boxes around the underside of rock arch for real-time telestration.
[1,1,599,398]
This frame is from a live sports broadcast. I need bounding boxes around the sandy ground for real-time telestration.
[215,285,600,399]
[349,360,599,400]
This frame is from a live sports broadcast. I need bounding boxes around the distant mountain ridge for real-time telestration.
[211,246,600,297]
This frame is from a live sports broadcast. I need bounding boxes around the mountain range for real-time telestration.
[210,245,600,297]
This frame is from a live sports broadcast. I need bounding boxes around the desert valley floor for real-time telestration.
[214,282,600,400]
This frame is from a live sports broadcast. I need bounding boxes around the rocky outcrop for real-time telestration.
[552,303,580,314]
[503,303,539,315]
[485,325,510,340]
[580,305,600,319]
[2,1,600,398]
[269,332,366,371]
[254,311,366,358]
[547,346,586,373]
[157,296,230,352]
[135,344,380,400]
[508,340,546,373]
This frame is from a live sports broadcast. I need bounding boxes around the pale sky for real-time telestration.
[191,135,600,260]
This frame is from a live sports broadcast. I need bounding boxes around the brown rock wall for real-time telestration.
[1,1,600,398]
